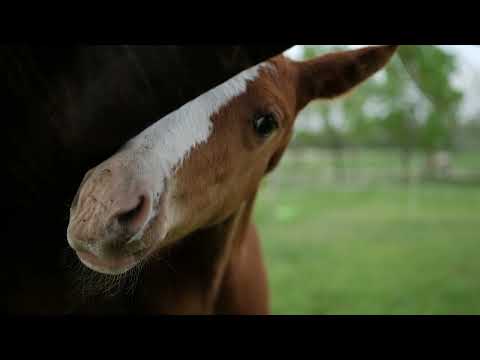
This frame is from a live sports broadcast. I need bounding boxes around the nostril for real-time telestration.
[117,196,145,223]
[115,195,151,234]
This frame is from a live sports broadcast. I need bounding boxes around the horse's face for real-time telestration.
[67,46,398,275]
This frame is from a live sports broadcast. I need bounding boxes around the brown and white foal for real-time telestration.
[67,45,398,314]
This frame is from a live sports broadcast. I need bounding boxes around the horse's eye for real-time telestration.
[253,114,278,138]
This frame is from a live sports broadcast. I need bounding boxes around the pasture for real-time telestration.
[254,148,480,314]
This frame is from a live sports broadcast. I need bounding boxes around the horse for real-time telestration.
[66,45,398,314]
[2,45,291,313]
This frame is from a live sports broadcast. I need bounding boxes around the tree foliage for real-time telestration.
[296,45,463,154]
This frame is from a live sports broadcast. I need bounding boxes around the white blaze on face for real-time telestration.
[67,61,276,261]
[118,62,268,198]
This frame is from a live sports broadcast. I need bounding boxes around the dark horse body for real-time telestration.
[1,45,291,314]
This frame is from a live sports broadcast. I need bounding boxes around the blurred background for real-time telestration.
[254,45,480,315]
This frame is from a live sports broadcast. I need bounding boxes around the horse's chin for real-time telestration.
[76,250,141,275]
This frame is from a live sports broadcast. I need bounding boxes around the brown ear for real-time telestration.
[296,45,398,110]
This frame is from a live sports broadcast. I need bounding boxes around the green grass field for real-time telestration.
[254,148,480,314]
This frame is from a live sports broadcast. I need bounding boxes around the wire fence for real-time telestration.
[265,147,480,189]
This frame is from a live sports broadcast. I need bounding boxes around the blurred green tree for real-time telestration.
[398,46,463,178]
[297,45,463,180]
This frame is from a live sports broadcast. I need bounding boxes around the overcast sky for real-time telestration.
[284,45,480,120]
